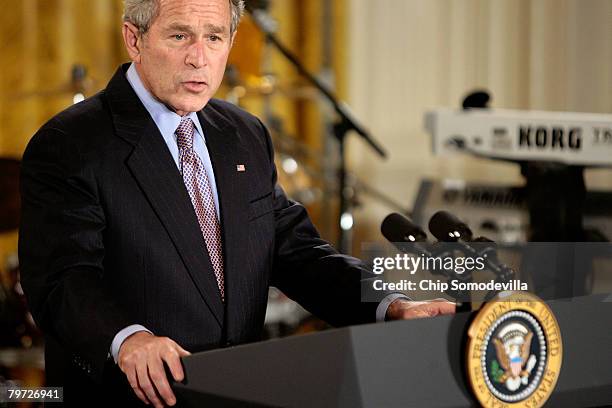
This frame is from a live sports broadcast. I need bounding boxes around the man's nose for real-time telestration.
[185,40,206,68]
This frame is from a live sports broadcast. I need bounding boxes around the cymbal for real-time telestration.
[222,72,319,101]
[0,158,21,232]
[1,65,97,101]
[2,79,96,101]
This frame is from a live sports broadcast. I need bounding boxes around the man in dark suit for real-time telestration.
[18,0,454,406]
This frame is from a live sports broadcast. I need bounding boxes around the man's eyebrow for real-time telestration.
[165,23,194,33]
[164,23,228,35]
[204,23,228,34]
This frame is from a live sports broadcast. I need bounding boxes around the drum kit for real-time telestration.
[224,8,410,335]
[226,8,408,221]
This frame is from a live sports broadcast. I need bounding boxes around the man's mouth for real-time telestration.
[182,81,207,92]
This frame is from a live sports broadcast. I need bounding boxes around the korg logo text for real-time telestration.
[518,126,582,150]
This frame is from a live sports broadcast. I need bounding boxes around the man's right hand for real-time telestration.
[117,331,191,407]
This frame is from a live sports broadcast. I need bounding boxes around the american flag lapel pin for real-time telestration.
[236,164,246,172]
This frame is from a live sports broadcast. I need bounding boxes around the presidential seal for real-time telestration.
[466,291,562,407]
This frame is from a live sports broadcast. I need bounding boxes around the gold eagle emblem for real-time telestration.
[492,322,537,391]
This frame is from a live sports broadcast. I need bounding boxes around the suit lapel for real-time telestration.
[105,66,224,327]
[198,108,250,332]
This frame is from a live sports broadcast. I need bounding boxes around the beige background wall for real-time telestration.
[347,0,612,240]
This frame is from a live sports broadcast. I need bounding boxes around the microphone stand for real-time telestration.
[247,7,387,254]
[427,242,474,312]
[433,239,516,308]
[418,230,516,311]
[385,240,475,312]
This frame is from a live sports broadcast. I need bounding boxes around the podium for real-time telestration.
[173,295,612,407]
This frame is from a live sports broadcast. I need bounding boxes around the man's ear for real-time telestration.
[122,21,143,63]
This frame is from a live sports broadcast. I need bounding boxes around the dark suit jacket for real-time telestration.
[18,64,380,404]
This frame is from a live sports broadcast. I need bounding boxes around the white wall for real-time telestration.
[347,0,612,232]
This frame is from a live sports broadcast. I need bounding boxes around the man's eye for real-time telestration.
[209,35,221,41]
[173,34,186,40]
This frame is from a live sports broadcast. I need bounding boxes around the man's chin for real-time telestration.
[170,99,210,115]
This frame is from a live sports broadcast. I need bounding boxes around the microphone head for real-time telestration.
[245,0,271,11]
[428,210,473,242]
[462,89,491,109]
[381,213,428,243]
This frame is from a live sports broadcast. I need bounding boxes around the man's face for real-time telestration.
[129,0,233,115]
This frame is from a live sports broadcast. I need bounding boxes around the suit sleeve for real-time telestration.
[18,126,133,383]
[256,120,383,326]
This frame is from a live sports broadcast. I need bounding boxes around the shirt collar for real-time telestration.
[125,63,205,141]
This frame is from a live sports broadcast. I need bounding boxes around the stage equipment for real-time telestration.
[425,92,612,242]
[247,4,387,254]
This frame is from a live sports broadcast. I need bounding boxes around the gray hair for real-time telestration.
[123,0,245,35]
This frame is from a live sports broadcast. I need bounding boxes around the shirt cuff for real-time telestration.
[376,293,411,322]
[110,324,153,363]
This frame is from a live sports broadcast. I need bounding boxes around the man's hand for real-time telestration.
[117,331,191,407]
[385,298,456,320]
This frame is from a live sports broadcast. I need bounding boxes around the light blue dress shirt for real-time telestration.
[110,64,406,363]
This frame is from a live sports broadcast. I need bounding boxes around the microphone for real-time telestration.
[428,210,473,242]
[245,0,270,10]
[428,210,493,259]
[427,211,477,311]
[381,213,428,244]
[245,1,277,34]
[428,211,501,259]
[427,210,515,286]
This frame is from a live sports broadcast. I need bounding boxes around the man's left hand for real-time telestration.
[385,298,456,321]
